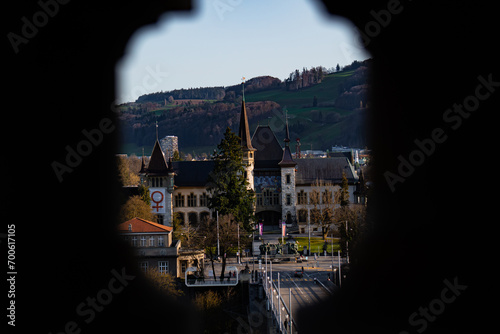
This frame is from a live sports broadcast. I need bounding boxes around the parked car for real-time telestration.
[294,270,303,278]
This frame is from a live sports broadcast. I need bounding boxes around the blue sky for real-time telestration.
[115,0,370,104]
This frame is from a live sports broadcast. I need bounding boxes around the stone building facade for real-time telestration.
[139,97,361,233]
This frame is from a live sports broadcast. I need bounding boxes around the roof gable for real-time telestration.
[118,217,173,233]
[251,126,283,161]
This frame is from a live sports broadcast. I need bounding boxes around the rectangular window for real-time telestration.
[158,236,164,247]
[140,236,146,247]
[187,193,197,207]
[158,261,169,274]
[256,194,263,206]
[175,193,185,207]
[199,193,208,207]
[181,261,187,273]
[273,192,279,205]
[140,261,148,273]
[286,174,291,184]
[322,189,333,205]
[297,190,308,205]
[149,236,155,247]
[298,209,308,223]
[286,194,291,206]
[132,236,137,247]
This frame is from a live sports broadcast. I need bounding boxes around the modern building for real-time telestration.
[160,135,178,160]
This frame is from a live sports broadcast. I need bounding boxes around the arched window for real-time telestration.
[188,212,198,225]
[200,211,210,223]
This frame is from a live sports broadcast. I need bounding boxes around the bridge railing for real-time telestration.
[262,267,299,334]
[185,266,239,287]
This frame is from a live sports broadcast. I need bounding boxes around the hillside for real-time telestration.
[117,60,370,156]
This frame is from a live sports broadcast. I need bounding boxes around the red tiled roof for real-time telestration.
[118,217,173,233]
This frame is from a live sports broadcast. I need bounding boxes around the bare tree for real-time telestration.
[334,204,366,263]
[198,214,240,281]
[309,179,336,240]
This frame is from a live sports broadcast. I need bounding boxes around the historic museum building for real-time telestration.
[139,97,362,233]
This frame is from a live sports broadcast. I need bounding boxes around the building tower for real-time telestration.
[278,110,297,225]
[239,78,256,190]
[139,139,175,226]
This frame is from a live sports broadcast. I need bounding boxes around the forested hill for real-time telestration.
[117,59,370,156]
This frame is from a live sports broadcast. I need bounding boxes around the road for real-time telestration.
[204,252,343,331]
[265,267,334,332]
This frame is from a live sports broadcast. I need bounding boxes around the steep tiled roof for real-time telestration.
[171,160,215,187]
[118,217,173,233]
[295,158,358,185]
[146,140,169,175]
[279,146,297,167]
[239,100,256,152]
[251,125,283,163]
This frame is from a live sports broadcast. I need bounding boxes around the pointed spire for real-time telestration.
[279,108,296,167]
[239,77,255,152]
[284,108,290,146]
[147,139,169,175]
[241,77,246,102]
[139,147,146,174]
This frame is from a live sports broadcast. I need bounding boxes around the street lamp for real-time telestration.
[308,218,311,256]
[216,211,220,258]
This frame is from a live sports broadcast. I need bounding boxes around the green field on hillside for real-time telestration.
[245,70,355,107]
[245,70,360,150]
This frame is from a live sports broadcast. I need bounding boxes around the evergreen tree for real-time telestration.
[339,171,350,207]
[206,127,255,231]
